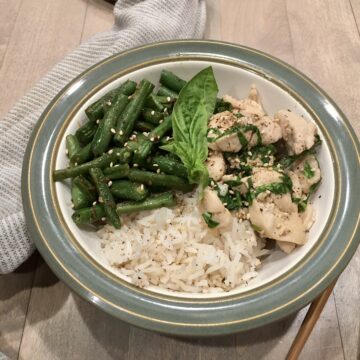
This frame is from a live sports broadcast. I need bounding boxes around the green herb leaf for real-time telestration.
[161,67,218,188]
[202,211,219,228]
[303,161,315,178]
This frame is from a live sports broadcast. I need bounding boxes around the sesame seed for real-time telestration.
[106,101,112,106]
[114,164,120,167]
[108,181,113,187]
[229,190,235,194]
[98,196,103,203]
[248,151,252,156]
[223,203,228,206]
[74,162,78,166]
[163,107,167,113]
[71,203,74,209]
[101,217,106,221]
[119,130,123,135]
[151,110,155,115]
[110,162,114,167]
[153,163,159,167]
[156,168,161,174]
[134,131,138,135]
[210,181,215,186]
[166,136,170,141]
[166,96,171,102]
[96,119,100,124]
[246,213,251,220]
[133,163,138,167]
[92,201,97,206]
[124,142,128,147]
[150,137,155,142]
[110,128,116,134]
[128,95,132,100]
[159,119,163,123]
[140,184,144,190]
[108,149,113,154]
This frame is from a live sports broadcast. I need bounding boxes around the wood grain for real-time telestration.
[18,262,130,360]
[0,0,23,69]
[0,0,87,117]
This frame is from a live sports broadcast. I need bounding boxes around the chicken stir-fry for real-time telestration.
[202,86,321,254]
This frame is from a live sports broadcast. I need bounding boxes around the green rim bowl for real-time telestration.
[22,40,360,336]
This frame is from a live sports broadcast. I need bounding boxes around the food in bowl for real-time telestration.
[53,67,321,293]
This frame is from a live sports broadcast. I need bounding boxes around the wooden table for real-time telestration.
[1,1,359,359]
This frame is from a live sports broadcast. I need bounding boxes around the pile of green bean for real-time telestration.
[53,70,192,229]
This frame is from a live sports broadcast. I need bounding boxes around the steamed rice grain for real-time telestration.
[98,193,267,293]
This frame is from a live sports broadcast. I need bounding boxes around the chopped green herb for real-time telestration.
[251,224,263,232]
[202,212,219,228]
[214,98,232,113]
[303,161,315,178]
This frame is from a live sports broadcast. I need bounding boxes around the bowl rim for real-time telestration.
[22,40,360,336]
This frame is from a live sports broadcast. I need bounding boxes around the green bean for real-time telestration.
[157,85,178,99]
[116,192,176,215]
[155,95,176,104]
[145,93,164,112]
[128,169,193,192]
[133,116,172,164]
[146,155,187,178]
[71,143,92,165]
[85,80,137,121]
[66,135,81,160]
[72,205,106,225]
[71,182,92,210]
[111,180,149,201]
[141,108,164,125]
[159,69,186,93]
[103,163,130,180]
[91,93,129,157]
[53,148,132,181]
[73,176,97,203]
[134,121,155,132]
[90,168,121,229]
[114,79,154,145]
[75,121,97,145]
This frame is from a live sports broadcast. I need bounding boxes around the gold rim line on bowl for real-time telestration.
[48,54,341,304]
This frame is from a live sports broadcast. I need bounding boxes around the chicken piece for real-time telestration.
[287,170,302,198]
[206,151,226,181]
[300,203,315,231]
[208,111,237,131]
[256,116,282,145]
[203,188,232,229]
[209,132,242,152]
[277,241,296,254]
[292,154,321,194]
[275,110,317,155]
[248,85,261,103]
[223,94,265,118]
[272,193,298,214]
[252,167,283,188]
[249,199,307,245]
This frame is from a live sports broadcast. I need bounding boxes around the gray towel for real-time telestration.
[0,0,206,274]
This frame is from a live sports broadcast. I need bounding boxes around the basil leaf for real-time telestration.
[161,67,218,188]
[202,212,219,228]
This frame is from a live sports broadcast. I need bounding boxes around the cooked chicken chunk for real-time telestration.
[248,85,261,103]
[208,111,237,131]
[287,170,302,198]
[203,188,232,229]
[276,110,317,155]
[277,241,296,254]
[206,151,226,181]
[223,94,265,118]
[249,199,307,245]
[256,116,282,145]
[209,132,242,152]
[252,168,283,188]
[222,174,249,195]
[301,204,315,231]
[292,154,321,194]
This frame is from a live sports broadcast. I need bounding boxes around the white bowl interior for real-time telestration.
[55,60,335,299]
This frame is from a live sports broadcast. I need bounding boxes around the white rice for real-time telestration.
[98,192,268,293]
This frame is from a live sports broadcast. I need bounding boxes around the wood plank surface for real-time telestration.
[1,0,359,359]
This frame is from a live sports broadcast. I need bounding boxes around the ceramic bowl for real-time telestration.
[22,40,360,336]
